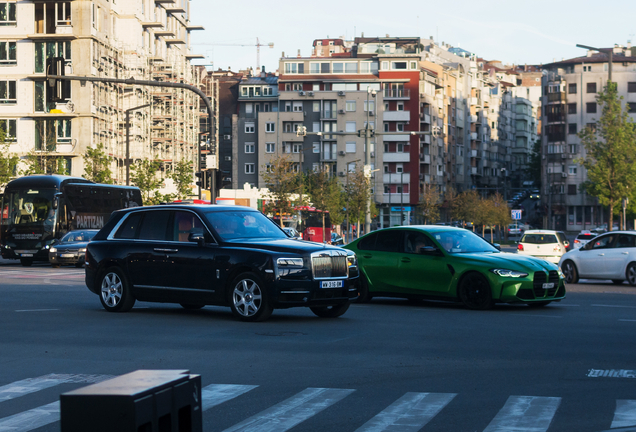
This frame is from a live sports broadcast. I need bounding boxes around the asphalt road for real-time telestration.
[1,259,635,432]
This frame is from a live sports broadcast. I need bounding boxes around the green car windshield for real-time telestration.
[432,230,499,254]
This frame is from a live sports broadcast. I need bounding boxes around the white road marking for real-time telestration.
[354,392,456,432]
[202,384,258,411]
[222,387,354,432]
[587,369,636,378]
[482,396,561,432]
[592,304,636,309]
[612,400,636,428]
[15,309,59,313]
[0,374,110,402]
[0,401,59,432]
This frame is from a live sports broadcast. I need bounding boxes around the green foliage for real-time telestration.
[21,152,68,176]
[455,190,482,226]
[578,82,636,231]
[130,159,172,205]
[83,143,114,184]
[342,168,372,227]
[305,170,345,226]
[261,154,298,223]
[168,160,194,200]
[0,127,19,189]
[416,184,440,224]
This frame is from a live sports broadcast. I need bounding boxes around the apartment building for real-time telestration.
[541,45,636,232]
[0,0,202,187]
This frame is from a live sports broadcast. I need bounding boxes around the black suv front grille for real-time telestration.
[533,270,559,298]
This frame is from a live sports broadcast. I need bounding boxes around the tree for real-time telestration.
[0,126,19,190]
[22,120,69,176]
[455,190,482,230]
[305,169,345,227]
[83,143,114,184]
[578,82,636,231]
[260,154,298,225]
[130,159,170,205]
[168,160,194,200]
[416,184,440,224]
[441,187,459,223]
[343,168,374,234]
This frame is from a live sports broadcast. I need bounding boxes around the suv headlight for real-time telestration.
[277,257,304,268]
[346,253,357,268]
[490,268,528,278]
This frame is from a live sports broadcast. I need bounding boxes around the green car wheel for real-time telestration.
[458,272,493,310]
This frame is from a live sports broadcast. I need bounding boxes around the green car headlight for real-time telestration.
[557,268,565,279]
[490,268,528,278]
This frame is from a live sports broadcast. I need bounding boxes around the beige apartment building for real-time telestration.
[0,0,203,188]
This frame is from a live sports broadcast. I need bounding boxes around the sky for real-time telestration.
[189,0,635,73]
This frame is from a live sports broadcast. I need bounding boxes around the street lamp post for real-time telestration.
[125,103,150,186]
[364,87,376,234]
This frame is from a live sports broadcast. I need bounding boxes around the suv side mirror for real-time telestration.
[188,232,205,246]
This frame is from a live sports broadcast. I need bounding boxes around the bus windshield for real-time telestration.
[5,188,56,228]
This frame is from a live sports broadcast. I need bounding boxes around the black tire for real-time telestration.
[20,259,32,267]
[561,260,579,284]
[528,301,552,308]
[612,279,624,285]
[180,303,205,310]
[229,272,273,322]
[310,302,350,318]
[626,263,636,286]
[457,272,493,310]
[98,267,136,312]
[356,272,372,303]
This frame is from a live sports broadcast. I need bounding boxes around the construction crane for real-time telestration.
[193,38,274,72]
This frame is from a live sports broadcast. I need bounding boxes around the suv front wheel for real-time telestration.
[229,272,273,322]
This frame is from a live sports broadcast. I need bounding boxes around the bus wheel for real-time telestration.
[20,259,33,267]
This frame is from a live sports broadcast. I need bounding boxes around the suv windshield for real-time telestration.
[521,233,558,244]
[204,210,288,241]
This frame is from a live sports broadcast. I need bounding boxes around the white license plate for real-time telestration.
[321,280,343,289]
[542,282,554,289]
[21,253,33,257]
[61,253,75,258]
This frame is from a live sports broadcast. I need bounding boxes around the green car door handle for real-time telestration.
[363,254,372,259]
[401,257,411,263]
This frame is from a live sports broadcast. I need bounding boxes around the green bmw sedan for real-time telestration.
[344,226,566,309]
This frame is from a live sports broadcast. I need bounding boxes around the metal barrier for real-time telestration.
[60,370,201,432]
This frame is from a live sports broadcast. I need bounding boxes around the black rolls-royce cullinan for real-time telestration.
[84,204,358,321]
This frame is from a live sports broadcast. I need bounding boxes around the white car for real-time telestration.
[517,230,568,264]
[559,231,636,285]
[573,230,596,249]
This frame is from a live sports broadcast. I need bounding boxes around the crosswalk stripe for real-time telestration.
[612,400,636,428]
[354,392,456,432]
[483,396,561,432]
[222,387,354,432]
[202,384,259,411]
[0,374,111,402]
[0,401,59,432]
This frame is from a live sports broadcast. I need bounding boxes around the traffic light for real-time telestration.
[215,170,231,189]
[46,56,68,102]
[195,171,204,188]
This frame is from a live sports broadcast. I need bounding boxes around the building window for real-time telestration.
[0,41,16,65]
[391,62,407,70]
[568,184,577,195]
[568,166,577,175]
[245,163,255,174]
[346,142,356,153]
[313,101,320,112]
[568,83,577,94]
[0,118,16,142]
[245,103,253,114]
[0,2,17,26]
[628,82,636,93]
[284,62,304,74]
[313,142,320,153]
[292,83,302,91]
[34,41,71,73]
[569,144,578,154]
[587,82,597,93]
[265,122,275,132]
[397,123,405,132]
[244,143,255,153]
[586,102,596,114]
[628,103,636,113]
[568,123,577,134]
[345,121,356,132]
[265,142,275,153]
[245,122,255,133]
[346,100,356,111]
[292,101,303,112]
[0,79,16,104]
[57,119,71,143]
[364,100,375,112]
[568,103,577,115]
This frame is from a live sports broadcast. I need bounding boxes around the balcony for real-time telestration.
[547,92,566,103]
[470,149,478,158]
[420,154,430,164]
[383,172,411,184]
[383,152,410,163]
[420,134,431,144]
[384,89,411,99]
[420,113,431,124]
[471,167,479,175]
[470,132,478,141]
[382,134,411,142]
[469,114,478,123]
[384,110,411,122]
[546,114,566,123]
[381,193,411,204]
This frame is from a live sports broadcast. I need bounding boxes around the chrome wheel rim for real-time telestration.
[232,279,262,317]
[563,262,574,283]
[628,266,636,285]
[101,272,122,308]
